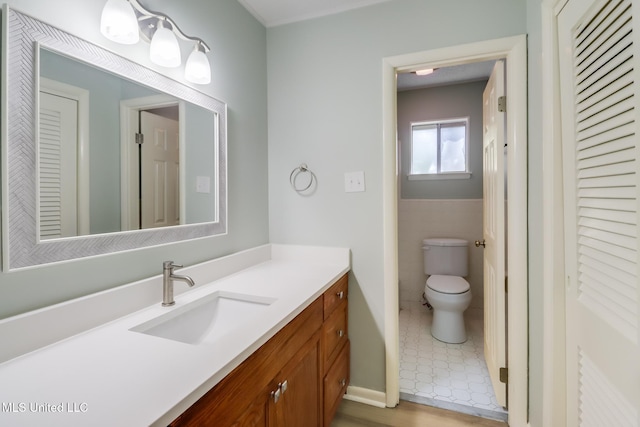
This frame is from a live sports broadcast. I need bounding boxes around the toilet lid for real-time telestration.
[427,275,470,294]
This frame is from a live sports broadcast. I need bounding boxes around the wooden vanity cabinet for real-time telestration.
[169,274,349,427]
[321,275,350,427]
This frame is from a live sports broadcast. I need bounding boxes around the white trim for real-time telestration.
[344,386,387,408]
[382,35,528,426]
[38,76,91,237]
[407,172,471,181]
[541,0,568,425]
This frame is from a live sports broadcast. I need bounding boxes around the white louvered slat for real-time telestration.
[576,120,634,151]
[578,351,637,426]
[576,95,634,133]
[577,160,635,179]
[575,11,632,81]
[579,216,637,237]
[577,134,634,159]
[579,244,636,276]
[560,0,640,423]
[572,0,638,346]
[39,107,63,239]
[579,206,636,224]
[576,109,634,141]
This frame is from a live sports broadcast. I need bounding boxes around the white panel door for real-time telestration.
[558,0,640,425]
[140,111,180,229]
[482,60,507,407]
[39,91,78,239]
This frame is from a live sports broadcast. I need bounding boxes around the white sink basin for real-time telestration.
[130,291,277,345]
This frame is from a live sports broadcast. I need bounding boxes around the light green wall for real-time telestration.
[267,0,526,394]
[398,81,486,199]
[0,0,269,318]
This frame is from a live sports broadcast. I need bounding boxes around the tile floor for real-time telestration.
[398,301,508,421]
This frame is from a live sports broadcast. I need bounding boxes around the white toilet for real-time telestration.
[423,238,472,343]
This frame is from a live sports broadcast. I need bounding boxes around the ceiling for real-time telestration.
[237,0,394,27]
[236,0,495,90]
[396,61,497,91]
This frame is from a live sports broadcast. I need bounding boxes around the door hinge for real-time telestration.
[135,133,144,145]
[499,367,508,384]
[498,96,506,112]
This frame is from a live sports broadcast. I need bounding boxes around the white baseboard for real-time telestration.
[344,386,387,408]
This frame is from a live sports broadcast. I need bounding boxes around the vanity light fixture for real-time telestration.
[100,0,212,84]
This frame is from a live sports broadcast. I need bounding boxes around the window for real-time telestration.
[409,118,469,180]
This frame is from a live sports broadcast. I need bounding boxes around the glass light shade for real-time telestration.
[100,0,139,44]
[185,47,211,84]
[149,21,181,68]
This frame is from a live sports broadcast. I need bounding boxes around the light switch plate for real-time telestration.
[344,171,365,192]
[196,176,211,193]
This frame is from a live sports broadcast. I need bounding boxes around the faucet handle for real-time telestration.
[163,261,183,270]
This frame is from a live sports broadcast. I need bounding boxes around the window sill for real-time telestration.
[408,172,472,181]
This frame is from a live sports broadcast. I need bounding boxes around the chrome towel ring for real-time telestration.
[290,163,315,193]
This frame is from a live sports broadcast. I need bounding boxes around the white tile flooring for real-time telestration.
[398,301,508,421]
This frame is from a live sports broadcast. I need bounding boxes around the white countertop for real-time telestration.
[0,244,350,426]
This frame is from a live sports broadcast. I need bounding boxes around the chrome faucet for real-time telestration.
[162,261,195,306]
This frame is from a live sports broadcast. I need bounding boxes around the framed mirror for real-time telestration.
[2,7,227,270]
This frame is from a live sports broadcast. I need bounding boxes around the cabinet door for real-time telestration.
[268,335,321,427]
[231,397,267,427]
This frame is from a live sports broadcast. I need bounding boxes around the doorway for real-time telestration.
[381,35,528,426]
[395,61,507,421]
[120,95,185,231]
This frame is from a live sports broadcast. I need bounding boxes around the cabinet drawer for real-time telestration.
[323,274,348,320]
[323,340,349,427]
[322,301,348,369]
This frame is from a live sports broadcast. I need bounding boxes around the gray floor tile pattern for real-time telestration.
[398,302,507,421]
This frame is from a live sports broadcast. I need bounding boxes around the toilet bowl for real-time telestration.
[425,275,472,343]
[422,238,472,343]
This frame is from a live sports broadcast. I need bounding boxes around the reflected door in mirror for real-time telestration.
[39,91,79,239]
[140,110,180,229]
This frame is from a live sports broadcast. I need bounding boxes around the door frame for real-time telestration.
[540,1,568,425]
[120,95,185,231]
[381,35,528,425]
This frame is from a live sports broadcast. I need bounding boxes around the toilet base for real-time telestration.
[431,309,467,344]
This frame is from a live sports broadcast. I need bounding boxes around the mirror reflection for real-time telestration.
[38,48,217,240]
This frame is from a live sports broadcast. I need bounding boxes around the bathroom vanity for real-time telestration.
[170,274,349,426]
[0,245,350,426]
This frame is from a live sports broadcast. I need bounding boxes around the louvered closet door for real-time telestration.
[39,91,79,239]
[558,0,640,425]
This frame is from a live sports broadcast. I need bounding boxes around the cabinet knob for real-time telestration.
[336,291,344,299]
[280,380,288,394]
[339,378,347,387]
[337,329,345,338]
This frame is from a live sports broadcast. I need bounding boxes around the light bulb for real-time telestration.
[149,20,181,68]
[185,44,211,84]
[100,0,139,45]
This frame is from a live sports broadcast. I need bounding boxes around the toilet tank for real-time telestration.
[423,238,468,276]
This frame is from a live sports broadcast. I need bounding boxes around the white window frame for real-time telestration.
[408,117,471,180]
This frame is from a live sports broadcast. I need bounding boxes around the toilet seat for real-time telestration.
[426,275,470,294]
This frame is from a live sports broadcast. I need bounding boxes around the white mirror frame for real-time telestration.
[1,6,227,270]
